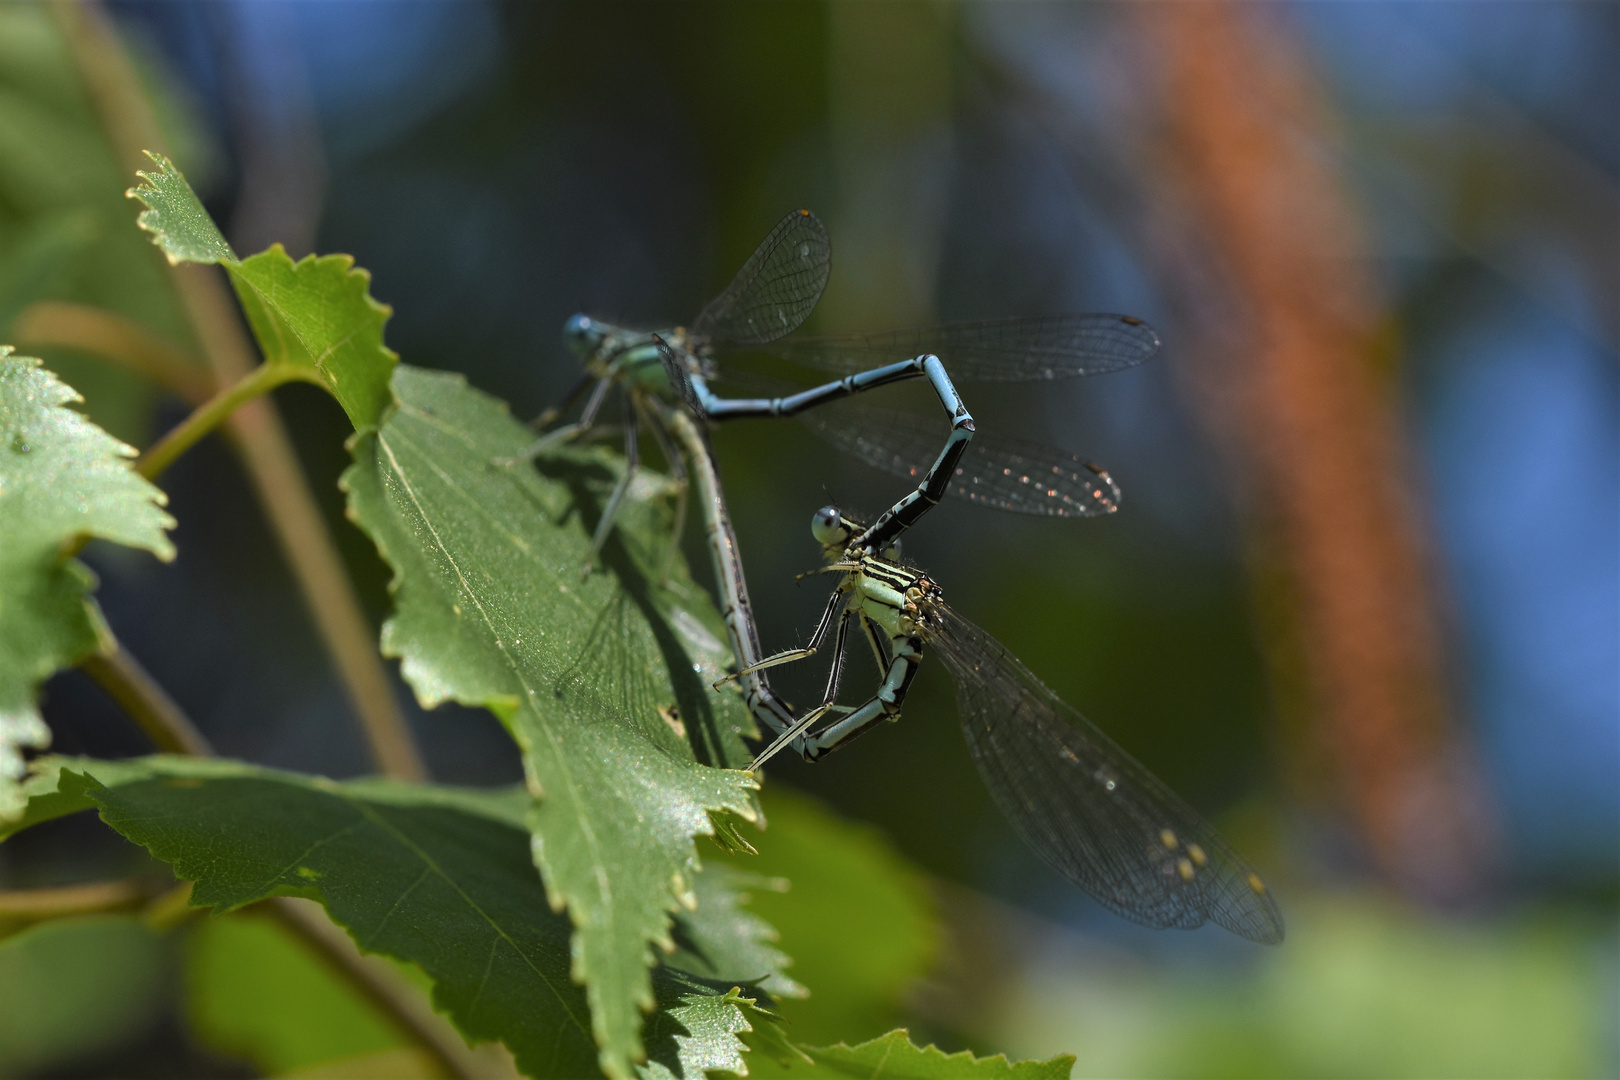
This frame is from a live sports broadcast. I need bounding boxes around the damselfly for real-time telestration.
[505,209,1160,568]
[652,393,798,741]
[728,504,1285,945]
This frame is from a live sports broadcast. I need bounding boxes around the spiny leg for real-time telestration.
[751,609,854,770]
[528,369,596,431]
[859,611,889,672]
[581,393,639,576]
[715,585,846,688]
[498,375,614,466]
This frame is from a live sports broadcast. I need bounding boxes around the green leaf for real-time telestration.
[716,786,937,1046]
[127,152,397,431]
[0,353,174,819]
[0,914,170,1075]
[125,150,234,265]
[343,364,763,1076]
[227,246,398,431]
[0,9,203,444]
[7,755,781,1080]
[672,864,805,1001]
[740,1030,1074,1080]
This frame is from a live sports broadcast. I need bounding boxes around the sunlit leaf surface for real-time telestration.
[227,247,398,430]
[128,153,396,430]
[124,154,785,1075]
[343,365,763,1077]
[737,1029,1074,1079]
[125,151,234,266]
[0,353,173,819]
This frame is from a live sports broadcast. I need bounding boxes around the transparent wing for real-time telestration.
[692,209,831,346]
[930,604,1284,943]
[759,314,1160,381]
[651,334,706,420]
[800,402,1121,517]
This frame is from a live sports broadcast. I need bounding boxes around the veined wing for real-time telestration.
[761,314,1160,381]
[692,209,831,346]
[929,603,1284,944]
[801,403,1121,517]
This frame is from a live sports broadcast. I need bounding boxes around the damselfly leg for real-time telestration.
[751,502,1287,945]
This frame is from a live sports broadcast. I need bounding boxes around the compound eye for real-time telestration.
[563,313,597,353]
[811,505,846,545]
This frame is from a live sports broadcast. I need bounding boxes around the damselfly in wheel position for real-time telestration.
[503,209,1160,571]
[726,504,1285,945]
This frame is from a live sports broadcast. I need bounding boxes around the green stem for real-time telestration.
[136,364,293,481]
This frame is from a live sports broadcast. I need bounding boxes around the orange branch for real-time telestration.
[1136,3,1488,898]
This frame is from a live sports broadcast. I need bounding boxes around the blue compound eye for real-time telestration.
[563,313,599,354]
[811,505,846,546]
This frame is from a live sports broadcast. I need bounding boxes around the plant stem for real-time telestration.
[0,879,160,920]
[264,897,503,1080]
[135,364,293,481]
[13,301,216,405]
[80,645,214,757]
[69,644,485,1080]
[53,0,426,783]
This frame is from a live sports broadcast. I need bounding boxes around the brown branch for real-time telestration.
[0,878,161,921]
[1133,3,1489,899]
[80,645,213,757]
[51,0,425,782]
[13,300,215,405]
[263,897,508,1080]
[65,647,490,1078]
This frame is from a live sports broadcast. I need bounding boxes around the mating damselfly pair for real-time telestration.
[513,209,1284,944]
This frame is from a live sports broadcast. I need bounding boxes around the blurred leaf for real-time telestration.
[672,863,805,1001]
[0,6,202,442]
[989,893,1604,1080]
[343,364,762,1077]
[736,1030,1073,1079]
[128,153,396,430]
[717,786,937,1045]
[186,912,409,1075]
[3,755,785,1080]
[0,914,169,1075]
[280,1048,442,1079]
[0,353,173,819]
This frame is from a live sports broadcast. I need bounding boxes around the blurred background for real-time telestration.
[1,1,1614,1076]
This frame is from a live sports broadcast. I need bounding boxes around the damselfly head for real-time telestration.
[563,313,605,357]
